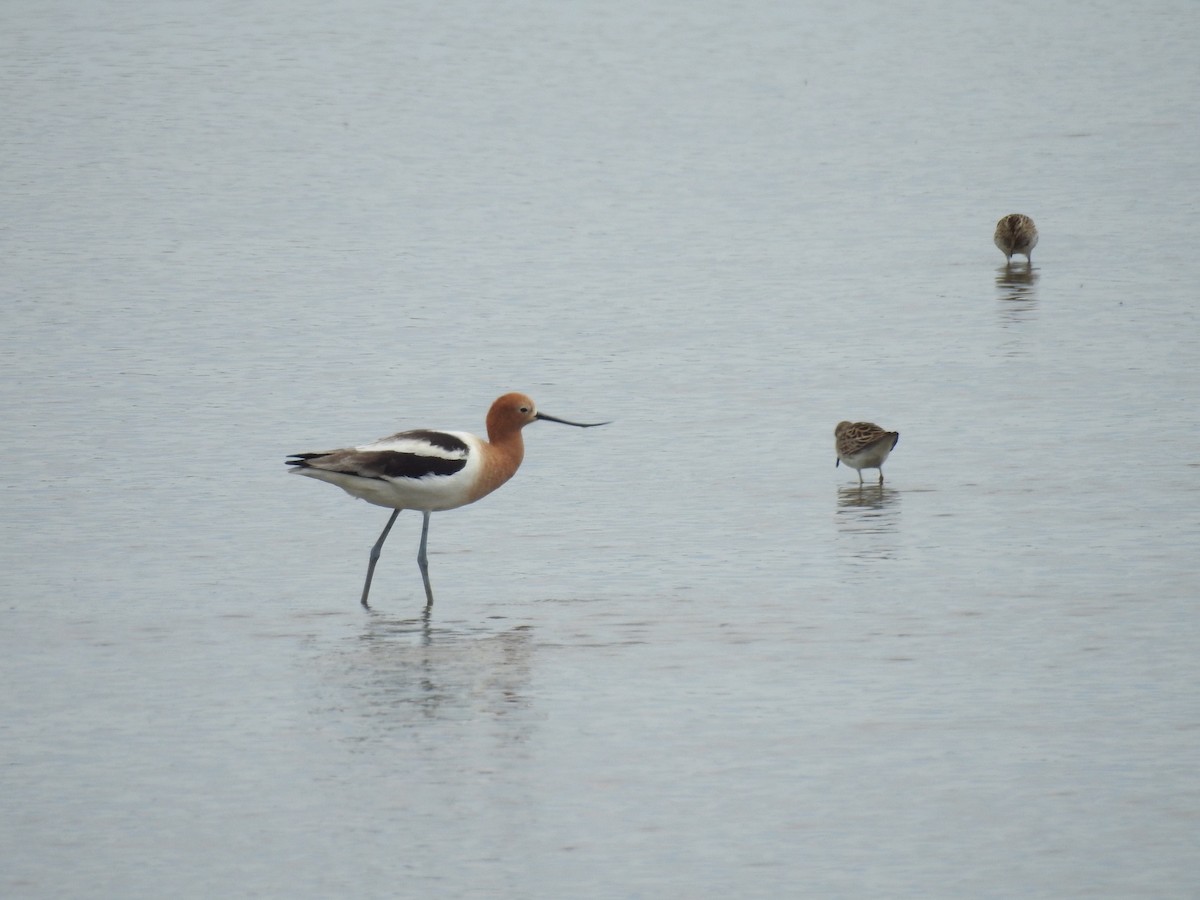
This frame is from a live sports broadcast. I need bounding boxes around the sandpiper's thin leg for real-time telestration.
[416,510,434,606]
[878,469,885,485]
[857,469,864,485]
[361,509,401,609]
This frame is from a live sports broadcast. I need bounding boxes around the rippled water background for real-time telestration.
[3,0,1198,896]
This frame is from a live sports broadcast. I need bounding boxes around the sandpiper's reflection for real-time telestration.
[315,610,535,743]
[996,264,1039,318]
[837,483,900,517]
[835,484,901,559]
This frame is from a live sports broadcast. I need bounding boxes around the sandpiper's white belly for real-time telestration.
[842,442,894,471]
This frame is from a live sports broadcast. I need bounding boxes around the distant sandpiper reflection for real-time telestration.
[835,421,900,485]
[994,213,1038,264]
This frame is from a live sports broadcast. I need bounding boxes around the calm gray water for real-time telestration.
[3,0,1198,896]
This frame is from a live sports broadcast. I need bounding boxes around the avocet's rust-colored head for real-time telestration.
[485,392,609,441]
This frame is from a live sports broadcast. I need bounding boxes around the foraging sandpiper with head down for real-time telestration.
[994,213,1038,264]
[835,421,900,485]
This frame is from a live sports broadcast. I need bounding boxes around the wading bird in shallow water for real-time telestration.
[835,421,900,485]
[287,392,608,609]
[994,213,1038,264]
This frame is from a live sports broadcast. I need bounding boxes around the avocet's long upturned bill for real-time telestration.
[835,421,900,485]
[287,393,608,609]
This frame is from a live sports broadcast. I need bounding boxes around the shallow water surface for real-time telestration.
[2,0,1199,896]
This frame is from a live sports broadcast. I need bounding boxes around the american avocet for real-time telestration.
[287,392,608,609]
[835,421,900,485]
[994,213,1038,264]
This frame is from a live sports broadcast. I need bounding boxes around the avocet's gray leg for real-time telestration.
[361,509,401,609]
[416,510,434,607]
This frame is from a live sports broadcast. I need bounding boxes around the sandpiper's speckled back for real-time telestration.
[994,213,1038,262]
[835,421,899,464]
